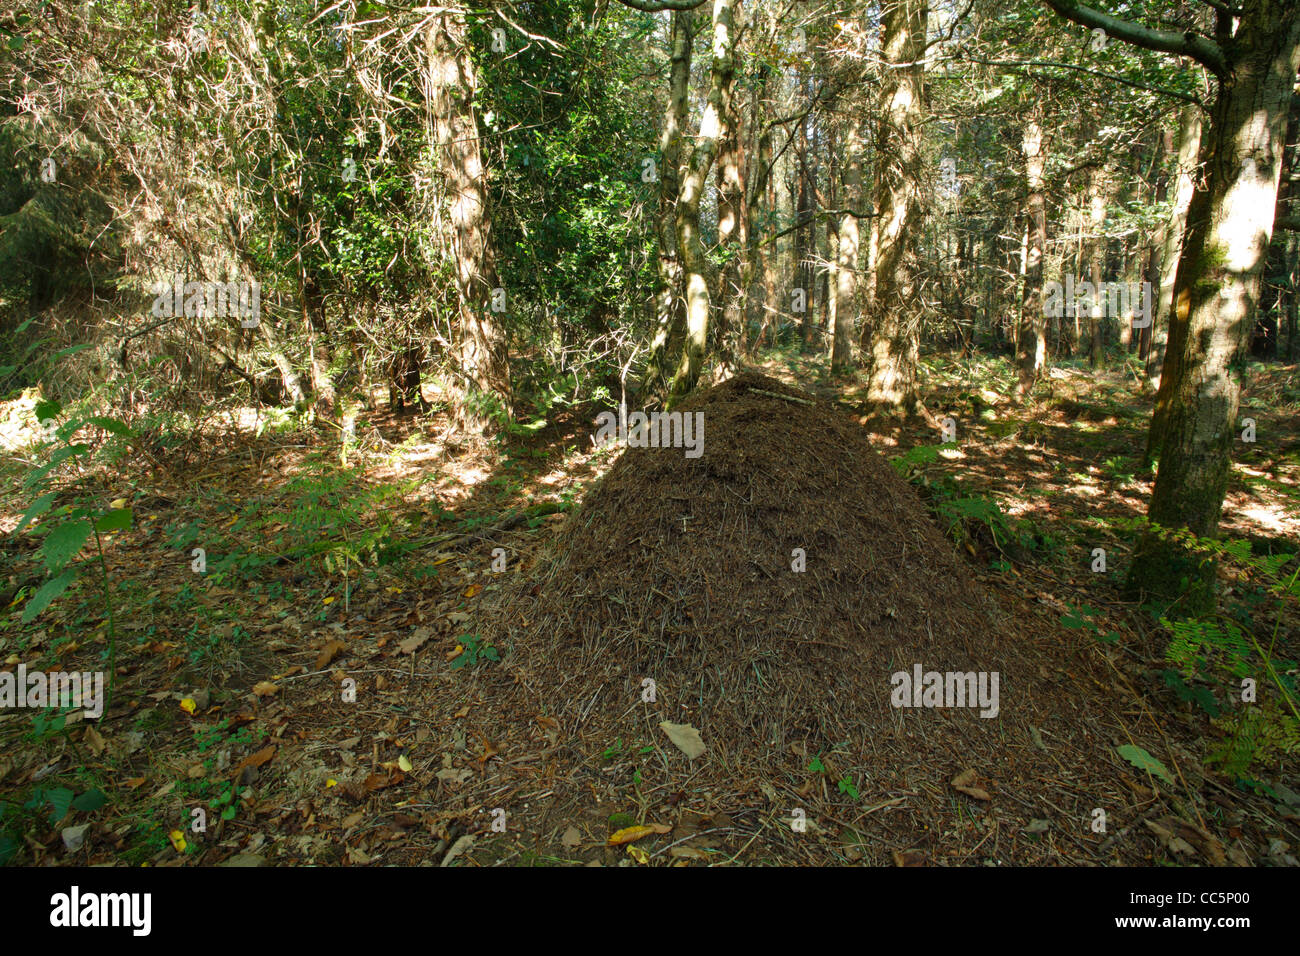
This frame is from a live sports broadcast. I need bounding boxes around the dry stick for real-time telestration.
[747,387,815,406]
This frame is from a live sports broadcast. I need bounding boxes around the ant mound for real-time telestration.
[468,371,1134,861]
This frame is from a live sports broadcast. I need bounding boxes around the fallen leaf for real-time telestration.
[669,845,710,861]
[315,640,347,671]
[892,848,927,866]
[950,768,991,801]
[608,825,655,846]
[251,681,279,698]
[440,833,475,867]
[659,721,707,759]
[363,770,404,792]
[231,745,276,777]
[398,754,413,772]
[62,824,91,852]
[446,644,464,661]
[464,584,481,598]
[179,698,197,715]
[168,830,187,853]
[561,826,582,848]
[626,843,649,864]
[83,726,106,756]
[399,627,432,655]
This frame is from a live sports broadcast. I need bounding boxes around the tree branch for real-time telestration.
[1040,0,1228,77]
[614,0,708,11]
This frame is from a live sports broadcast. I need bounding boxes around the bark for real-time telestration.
[1147,103,1204,383]
[1128,6,1300,612]
[668,0,736,401]
[1016,107,1048,395]
[866,0,928,411]
[644,11,694,393]
[831,118,864,374]
[427,13,510,432]
[713,0,745,376]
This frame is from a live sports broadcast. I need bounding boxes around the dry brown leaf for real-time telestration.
[83,726,106,756]
[561,826,582,848]
[232,745,276,777]
[399,627,433,655]
[315,640,347,671]
[892,849,927,866]
[363,770,404,792]
[251,681,279,698]
[659,721,707,759]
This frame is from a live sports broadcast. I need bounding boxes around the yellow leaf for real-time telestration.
[608,825,655,846]
[464,584,481,598]
[626,844,650,864]
[169,830,187,853]
[326,778,338,788]
[109,498,127,510]
[179,698,197,715]
[322,596,335,605]
[398,754,413,772]
[446,644,464,661]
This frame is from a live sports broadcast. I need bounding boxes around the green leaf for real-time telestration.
[15,493,56,533]
[86,416,134,437]
[1116,744,1175,785]
[22,569,77,623]
[45,786,74,823]
[23,444,88,490]
[34,398,61,422]
[40,520,93,572]
[71,788,107,812]
[95,508,132,533]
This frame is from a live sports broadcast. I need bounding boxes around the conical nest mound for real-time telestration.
[482,371,1016,774]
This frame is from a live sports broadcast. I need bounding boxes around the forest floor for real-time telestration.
[1,349,1298,866]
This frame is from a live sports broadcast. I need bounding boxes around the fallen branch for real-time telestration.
[748,387,816,406]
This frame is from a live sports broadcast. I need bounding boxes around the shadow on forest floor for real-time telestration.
[0,351,1296,866]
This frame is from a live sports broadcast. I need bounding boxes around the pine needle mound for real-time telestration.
[485,372,1013,771]
[468,371,1143,862]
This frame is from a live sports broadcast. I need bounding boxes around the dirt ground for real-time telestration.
[1,352,1296,866]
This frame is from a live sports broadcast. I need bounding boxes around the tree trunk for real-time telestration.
[832,118,864,374]
[427,13,510,432]
[668,0,736,401]
[1147,103,1204,384]
[1128,9,1300,612]
[713,0,745,377]
[866,0,928,411]
[644,11,694,394]
[1016,107,1048,395]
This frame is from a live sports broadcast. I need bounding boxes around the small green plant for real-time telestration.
[15,399,134,711]
[602,738,625,761]
[836,775,860,800]
[450,632,500,670]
